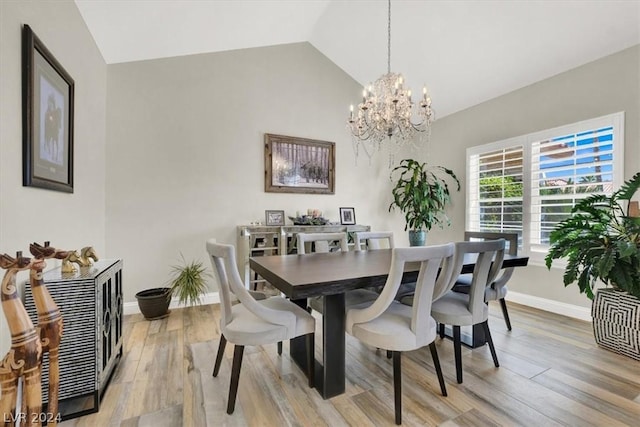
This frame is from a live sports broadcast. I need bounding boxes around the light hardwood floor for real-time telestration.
[60,302,640,426]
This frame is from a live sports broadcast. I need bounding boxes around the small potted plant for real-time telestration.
[135,254,210,320]
[389,158,460,246]
[545,172,640,360]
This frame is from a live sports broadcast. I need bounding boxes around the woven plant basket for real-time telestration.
[592,288,640,361]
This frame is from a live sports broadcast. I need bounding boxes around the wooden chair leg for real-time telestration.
[277,341,283,355]
[499,298,512,331]
[213,334,227,377]
[429,342,447,396]
[227,345,245,414]
[482,321,500,367]
[306,333,315,388]
[453,325,463,384]
[392,351,402,425]
[439,323,445,339]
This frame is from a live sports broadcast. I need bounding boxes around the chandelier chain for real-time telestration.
[387,0,391,74]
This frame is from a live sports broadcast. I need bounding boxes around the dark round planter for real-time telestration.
[135,287,171,320]
[408,230,426,246]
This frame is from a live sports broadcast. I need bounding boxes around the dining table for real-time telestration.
[250,248,529,399]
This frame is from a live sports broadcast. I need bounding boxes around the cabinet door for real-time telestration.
[97,261,124,386]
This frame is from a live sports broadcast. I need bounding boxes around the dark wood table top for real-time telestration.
[250,249,529,300]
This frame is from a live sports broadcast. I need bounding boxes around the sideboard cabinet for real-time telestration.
[237,224,370,288]
[23,259,123,420]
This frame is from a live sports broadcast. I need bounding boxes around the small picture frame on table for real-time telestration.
[265,210,285,226]
[339,207,356,225]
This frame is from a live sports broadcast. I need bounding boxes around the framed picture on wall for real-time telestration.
[22,24,75,193]
[265,210,285,226]
[339,207,356,225]
[264,133,335,194]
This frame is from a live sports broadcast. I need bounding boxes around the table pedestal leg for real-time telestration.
[289,295,345,399]
[442,323,487,348]
[321,293,345,398]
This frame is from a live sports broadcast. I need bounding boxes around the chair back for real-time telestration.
[456,239,505,323]
[354,231,394,251]
[464,231,517,294]
[348,244,456,342]
[206,239,296,335]
[297,232,348,254]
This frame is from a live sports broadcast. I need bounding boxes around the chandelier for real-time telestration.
[347,0,434,162]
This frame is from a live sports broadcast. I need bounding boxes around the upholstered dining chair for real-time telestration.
[346,243,456,425]
[452,231,518,330]
[206,240,316,414]
[299,232,380,313]
[428,239,505,384]
[354,231,395,251]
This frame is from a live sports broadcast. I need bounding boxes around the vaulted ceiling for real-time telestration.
[75,0,640,118]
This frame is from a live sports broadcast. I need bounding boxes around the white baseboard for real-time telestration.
[506,291,592,322]
[123,291,220,316]
[123,290,591,322]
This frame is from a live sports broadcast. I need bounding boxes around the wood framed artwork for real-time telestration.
[265,210,285,226]
[22,24,75,193]
[264,133,335,194]
[340,207,356,225]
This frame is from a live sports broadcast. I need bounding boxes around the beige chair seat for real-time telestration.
[350,301,437,351]
[225,297,315,345]
[430,290,489,327]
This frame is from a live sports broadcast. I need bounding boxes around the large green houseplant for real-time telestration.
[545,172,640,360]
[135,255,210,320]
[544,172,640,300]
[389,159,460,246]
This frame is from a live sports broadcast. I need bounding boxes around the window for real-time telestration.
[467,112,624,265]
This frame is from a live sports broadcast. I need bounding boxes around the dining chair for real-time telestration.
[299,232,380,313]
[354,231,395,251]
[206,240,316,414]
[452,231,518,330]
[346,243,456,425]
[428,239,505,384]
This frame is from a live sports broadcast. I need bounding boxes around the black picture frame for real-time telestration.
[22,24,74,193]
[264,133,335,195]
[265,210,285,226]
[339,207,356,225]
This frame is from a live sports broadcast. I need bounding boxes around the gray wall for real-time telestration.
[1,1,638,356]
[424,45,640,308]
[0,1,107,352]
[105,43,407,303]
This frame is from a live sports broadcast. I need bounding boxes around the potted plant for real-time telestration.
[545,172,640,360]
[135,255,210,320]
[389,158,460,246]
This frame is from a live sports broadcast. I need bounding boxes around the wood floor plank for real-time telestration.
[59,301,640,427]
[439,408,500,427]
[532,368,640,425]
